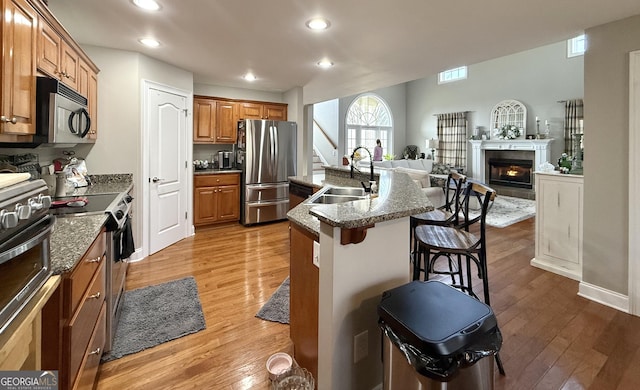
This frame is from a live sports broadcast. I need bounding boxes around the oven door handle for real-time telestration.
[0,216,55,266]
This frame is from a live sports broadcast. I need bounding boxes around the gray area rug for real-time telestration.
[470,195,536,228]
[101,276,206,362]
[256,277,289,324]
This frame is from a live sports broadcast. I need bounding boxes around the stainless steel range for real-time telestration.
[0,178,54,334]
[51,190,133,352]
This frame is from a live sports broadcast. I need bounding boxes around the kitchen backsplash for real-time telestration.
[193,144,234,162]
[87,174,133,184]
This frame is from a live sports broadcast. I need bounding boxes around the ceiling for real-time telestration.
[48,0,640,104]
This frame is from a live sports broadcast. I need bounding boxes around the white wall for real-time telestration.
[583,15,640,295]
[406,40,584,177]
[313,99,339,166]
[283,87,305,175]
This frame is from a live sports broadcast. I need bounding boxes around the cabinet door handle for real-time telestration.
[86,255,101,263]
[87,292,101,300]
[0,116,17,124]
[89,347,101,356]
[557,193,560,207]
[568,225,571,239]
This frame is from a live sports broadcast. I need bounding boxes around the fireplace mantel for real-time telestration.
[469,139,554,182]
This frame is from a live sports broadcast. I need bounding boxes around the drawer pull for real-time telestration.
[87,292,101,300]
[89,347,101,356]
[86,256,101,263]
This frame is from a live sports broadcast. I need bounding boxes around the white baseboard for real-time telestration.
[127,248,146,263]
[578,281,629,313]
[530,258,581,281]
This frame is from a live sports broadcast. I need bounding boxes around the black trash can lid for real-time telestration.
[378,281,497,357]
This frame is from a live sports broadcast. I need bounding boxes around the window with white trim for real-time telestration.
[567,34,586,57]
[346,94,393,158]
[438,66,467,84]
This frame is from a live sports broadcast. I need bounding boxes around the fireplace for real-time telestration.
[488,158,533,189]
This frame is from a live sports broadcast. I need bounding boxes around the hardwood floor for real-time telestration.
[95,218,640,390]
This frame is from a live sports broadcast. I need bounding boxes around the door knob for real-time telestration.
[152,177,163,183]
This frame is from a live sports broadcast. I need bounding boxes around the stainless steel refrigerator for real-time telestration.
[236,119,297,225]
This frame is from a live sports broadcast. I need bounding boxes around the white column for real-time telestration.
[469,140,484,181]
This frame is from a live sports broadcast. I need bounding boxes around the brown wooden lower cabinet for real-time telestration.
[289,222,319,381]
[194,173,240,226]
[42,229,107,390]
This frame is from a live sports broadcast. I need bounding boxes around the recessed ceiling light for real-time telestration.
[133,0,160,11]
[306,18,330,31]
[139,38,160,47]
[317,59,334,68]
[243,72,256,81]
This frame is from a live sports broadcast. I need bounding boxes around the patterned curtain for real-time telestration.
[564,99,584,154]
[436,112,467,167]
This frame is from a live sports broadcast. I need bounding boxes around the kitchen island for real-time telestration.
[287,168,433,390]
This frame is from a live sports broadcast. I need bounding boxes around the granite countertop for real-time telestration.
[50,214,107,275]
[194,169,242,175]
[61,174,133,197]
[289,173,325,190]
[49,174,133,275]
[287,169,433,236]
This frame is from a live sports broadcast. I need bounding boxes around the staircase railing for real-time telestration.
[314,119,337,150]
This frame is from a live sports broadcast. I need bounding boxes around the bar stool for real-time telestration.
[410,172,466,281]
[414,182,494,302]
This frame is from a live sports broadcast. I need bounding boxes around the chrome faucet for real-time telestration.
[350,146,375,183]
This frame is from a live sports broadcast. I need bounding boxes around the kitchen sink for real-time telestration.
[307,186,367,204]
[309,194,367,204]
[323,187,366,196]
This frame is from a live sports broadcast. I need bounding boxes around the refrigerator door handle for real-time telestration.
[271,124,279,176]
[247,199,289,207]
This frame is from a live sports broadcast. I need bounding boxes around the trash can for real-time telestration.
[378,280,502,390]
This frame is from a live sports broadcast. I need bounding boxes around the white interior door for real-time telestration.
[148,88,188,255]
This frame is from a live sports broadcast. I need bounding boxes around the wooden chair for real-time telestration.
[414,182,505,375]
[410,172,466,281]
[414,182,495,302]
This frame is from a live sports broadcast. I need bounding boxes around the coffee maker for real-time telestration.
[218,151,233,169]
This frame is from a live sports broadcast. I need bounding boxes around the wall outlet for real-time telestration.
[354,330,368,363]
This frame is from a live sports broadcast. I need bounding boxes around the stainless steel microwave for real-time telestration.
[34,77,93,145]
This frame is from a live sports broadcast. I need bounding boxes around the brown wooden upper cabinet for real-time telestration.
[238,101,287,120]
[194,97,287,144]
[193,97,238,144]
[216,100,238,143]
[263,104,288,121]
[0,0,37,139]
[38,20,78,89]
[194,98,216,143]
[77,59,98,139]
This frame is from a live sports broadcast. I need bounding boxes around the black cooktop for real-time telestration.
[50,193,120,217]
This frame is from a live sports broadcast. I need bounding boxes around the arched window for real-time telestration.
[346,94,393,158]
